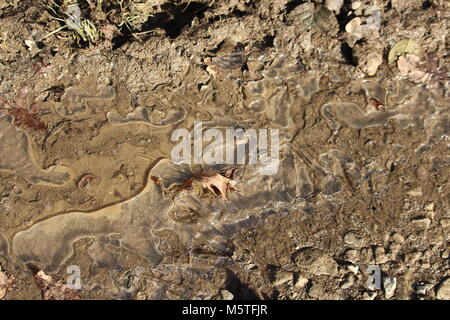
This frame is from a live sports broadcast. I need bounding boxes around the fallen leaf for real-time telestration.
[397,54,432,84]
[197,172,239,200]
[14,87,29,109]
[388,39,423,68]
[0,87,48,131]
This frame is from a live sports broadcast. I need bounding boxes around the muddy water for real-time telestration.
[1,52,448,292]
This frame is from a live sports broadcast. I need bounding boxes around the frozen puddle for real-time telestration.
[0,115,71,186]
[12,146,299,271]
[2,54,448,276]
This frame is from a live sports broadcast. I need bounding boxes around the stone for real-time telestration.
[136,292,147,300]
[359,247,374,264]
[363,291,377,300]
[415,282,433,295]
[273,271,293,286]
[24,39,39,56]
[347,264,359,275]
[360,51,383,76]
[424,202,435,219]
[246,264,257,270]
[343,249,359,264]
[391,0,412,12]
[411,217,431,229]
[436,278,450,300]
[397,54,432,84]
[407,187,423,197]
[388,243,402,260]
[0,266,14,300]
[345,17,362,35]
[345,18,364,46]
[308,281,326,299]
[404,251,422,265]
[295,277,309,289]
[325,0,343,14]
[390,233,405,244]
[351,1,362,10]
[293,247,338,276]
[340,274,355,290]
[221,289,234,300]
[382,276,397,299]
[439,219,450,228]
[375,247,389,264]
[424,202,435,211]
[0,271,8,299]
[343,231,364,248]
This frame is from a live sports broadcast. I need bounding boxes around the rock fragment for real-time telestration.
[325,0,343,14]
[347,264,359,275]
[295,277,309,289]
[388,39,423,68]
[360,50,383,76]
[340,273,355,290]
[272,271,293,286]
[343,249,359,264]
[344,231,365,248]
[382,276,397,299]
[375,247,389,264]
[415,281,433,295]
[411,217,431,230]
[436,278,450,300]
[439,218,450,228]
[363,291,377,300]
[221,289,234,300]
[293,247,338,276]
[398,54,432,84]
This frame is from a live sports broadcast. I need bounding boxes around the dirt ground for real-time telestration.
[0,0,449,300]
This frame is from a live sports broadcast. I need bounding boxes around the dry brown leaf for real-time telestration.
[397,54,432,84]
[35,271,80,300]
[14,87,28,109]
[0,87,47,131]
[388,39,423,68]
[197,172,239,200]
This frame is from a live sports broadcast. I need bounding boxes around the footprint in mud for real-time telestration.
[0,115,71,186]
